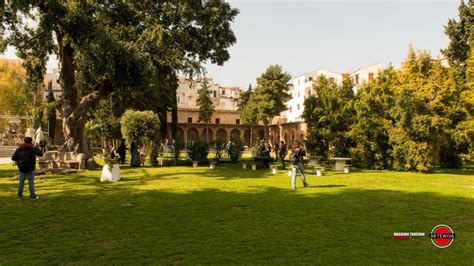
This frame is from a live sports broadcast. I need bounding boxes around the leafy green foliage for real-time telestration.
[252,65,292,126]
[90,98,122,140]
[2,1,238,155]
[197,79,215,124]
[303,76,355,159]
[120,110,160,146]
[196,78,215,144]
[441,0,473,75]
[0,59,33,116]
[187,140,210,162]
[350,47,473,171]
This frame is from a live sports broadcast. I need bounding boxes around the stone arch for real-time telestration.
[216,128,227,144]
[283,132,289,145]
[202,128,213,143]
[230,128,241,143]
[187,128,199,145]
[243,129,252,147]
[257,129,265,141]
[176,128,184,144]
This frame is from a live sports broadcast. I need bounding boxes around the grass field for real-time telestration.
[0,162,473,264]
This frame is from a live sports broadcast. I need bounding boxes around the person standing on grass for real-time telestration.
[116,139,127,165]
[273,142,279,161]
[130,142,140,167]
[279,140,287,169]
[11,137,43,200]
[290,140,309,190]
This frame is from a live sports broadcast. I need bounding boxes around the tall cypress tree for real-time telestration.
[252,65,292,140]
[196,78,215,144]
[442,0,474,77]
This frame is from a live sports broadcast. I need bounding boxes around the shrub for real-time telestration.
[187,140,209,162]
[120,109,160,145]
[229,143,243,162]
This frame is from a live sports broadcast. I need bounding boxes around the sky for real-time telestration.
[1,0,461,88]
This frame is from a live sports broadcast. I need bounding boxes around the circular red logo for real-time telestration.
[430,225,455,248]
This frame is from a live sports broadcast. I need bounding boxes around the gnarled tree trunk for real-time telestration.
[57,32,113,163]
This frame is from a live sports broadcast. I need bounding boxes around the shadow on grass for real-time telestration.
[431,165,474,176]
[310,185,346,188]
[0,183,473,264]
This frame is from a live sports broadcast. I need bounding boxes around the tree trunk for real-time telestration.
[263,120,270,142]
[250,125,254,147]
[57,32,113,162]
[206,122,209,144]
[171,90,178,142]
[158,106,168,140]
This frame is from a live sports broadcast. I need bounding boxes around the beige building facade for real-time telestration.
[269,64,383,146]
[166,76,261,146]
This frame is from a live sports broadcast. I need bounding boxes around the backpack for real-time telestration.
[290,149,306,165]
[17,148,35,172]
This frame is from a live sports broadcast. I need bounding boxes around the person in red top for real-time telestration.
[11,137,43,200]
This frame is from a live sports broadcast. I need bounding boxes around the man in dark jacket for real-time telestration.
[11,137,43,200]
[279,141,287,170]
[290,140,309,189]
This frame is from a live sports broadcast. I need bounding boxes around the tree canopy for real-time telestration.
[246,65,291,139]
[2,1,238,158]
[196,78,215,144]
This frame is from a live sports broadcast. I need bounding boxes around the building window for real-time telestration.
[355,74,359,84]
[308,77,313,81]
[297,91,300,97]
[213,91,217,97]
[177,96,180,103]
[289,107,292,113]
[222,90,225,95]
[188,117,193,123]
[298,79,300,85]
[236,119,240,125]
[368,72,374,81]
[215,118,220,124]
[297,104,300,110]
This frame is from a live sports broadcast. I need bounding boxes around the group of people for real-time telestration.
[109,139,141,167]
[256,140,288,169]
[256,139,309,190]
[10,135,310,200]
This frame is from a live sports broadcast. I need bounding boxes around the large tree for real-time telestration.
[45,80,57,144]
[252,65,292,139]
[2,1,238,160]
[303,76,355,159]
[196,78,215,144]
[240,91,260,147]
[442,0,474,77]
[238,84,253,111]
[0,59,32,116]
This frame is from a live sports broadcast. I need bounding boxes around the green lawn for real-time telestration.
[0,162,473,264]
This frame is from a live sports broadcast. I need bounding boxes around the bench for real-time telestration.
[38,151,86,171]
[253,157,270,170]
[308,163,325,176]
[343,164,351,173]
[270,165,278,174]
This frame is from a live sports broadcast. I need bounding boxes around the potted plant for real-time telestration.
[187,140,210,167]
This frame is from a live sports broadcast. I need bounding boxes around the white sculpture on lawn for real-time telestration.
[100,162,121,182]
[35,127,44,145]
